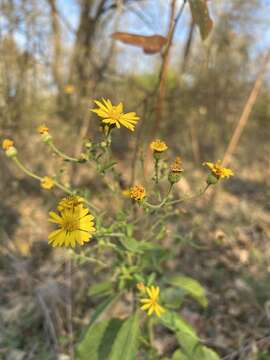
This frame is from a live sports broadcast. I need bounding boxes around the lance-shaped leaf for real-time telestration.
[109,312,140,360]
[188,0,213,40]
[167,275,208,307]
[76,313,140,360]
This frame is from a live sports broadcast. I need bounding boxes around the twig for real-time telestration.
[66,256,74,360]
[222,50,270,167]
[35,289,59,354]
[153,0,186,136]
[221,335,270,360]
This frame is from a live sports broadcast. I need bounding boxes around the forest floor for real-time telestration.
[0,155,270,360]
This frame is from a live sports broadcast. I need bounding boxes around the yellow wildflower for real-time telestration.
[2,139,14,151]
[48,206,95,248]
[203,161,234,179]
[64,84,75,94]
[140,286,165,317]
[150,139,168,153]
[40,176,54,190]
[170,157,183,172]
[37,124,49,134]
[57,195,85,212]
[129,185,146,201]
[2,138,17,157]
[91,98,139,131]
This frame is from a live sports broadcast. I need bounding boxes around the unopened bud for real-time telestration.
[5,146,18,158]
[168,171,182,184]
[41,132,52,143]
[206,174,218,185]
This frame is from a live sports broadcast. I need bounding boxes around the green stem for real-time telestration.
[165,184,210,207]
[154,158,159,184]
[13,157,42,181]
[13,157,99,212]
[96,232,125,238]
[147,317,154,348]
[49,142,78,162]
[144,183,173,209]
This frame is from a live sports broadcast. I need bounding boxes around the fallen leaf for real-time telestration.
[112,32,167,54]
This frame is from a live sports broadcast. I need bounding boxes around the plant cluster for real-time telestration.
[2,98,234,360]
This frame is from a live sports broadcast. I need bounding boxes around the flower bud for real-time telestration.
[5,146,18,158]
[41,132,52,143]
[85,140,92,149]
[206,174,218,185]
[168,171,182,184]
[153,151,163,161]
[168,156,183,184]
[40,176,54,190]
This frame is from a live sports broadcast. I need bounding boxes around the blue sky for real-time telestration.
[2,0,269,74]
[56,0,270,73]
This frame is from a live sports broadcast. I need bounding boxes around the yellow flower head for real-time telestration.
[37,124,49,134]
[140,286,165,317]
[137,282,146,293]
[2,138,14,151]
[91,98,139,131]
[203,161,234,179]
[150,139,168,153]
[41,176,54,190]
[57,195,85,212]
[170,157,184,173]
[129,185,146,201]
[64,84,75,94]
[48,206,95,248]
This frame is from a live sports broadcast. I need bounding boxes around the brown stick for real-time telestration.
[66,257,74,360]
[222,50,270,167]
[153,0,186,136]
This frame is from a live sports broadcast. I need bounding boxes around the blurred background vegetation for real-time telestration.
[1,0,270,359]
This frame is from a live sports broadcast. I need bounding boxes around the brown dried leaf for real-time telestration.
[188,0,213,41]
[112,32,167,54]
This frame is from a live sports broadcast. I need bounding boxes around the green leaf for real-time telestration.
[176,332,199,356]
[88,281,114,297]
[176,334,220,360]
[119,237,143,254]
[172,350,188,360]
[188,0,213,40]
[89,294,119,327]
[159,311,198,341]
[167,275,208,307]
[192,345,220,360]
[161,287,185,309]
[76,318,123,360]
[159,311,200,357]
[109,313,140,360]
